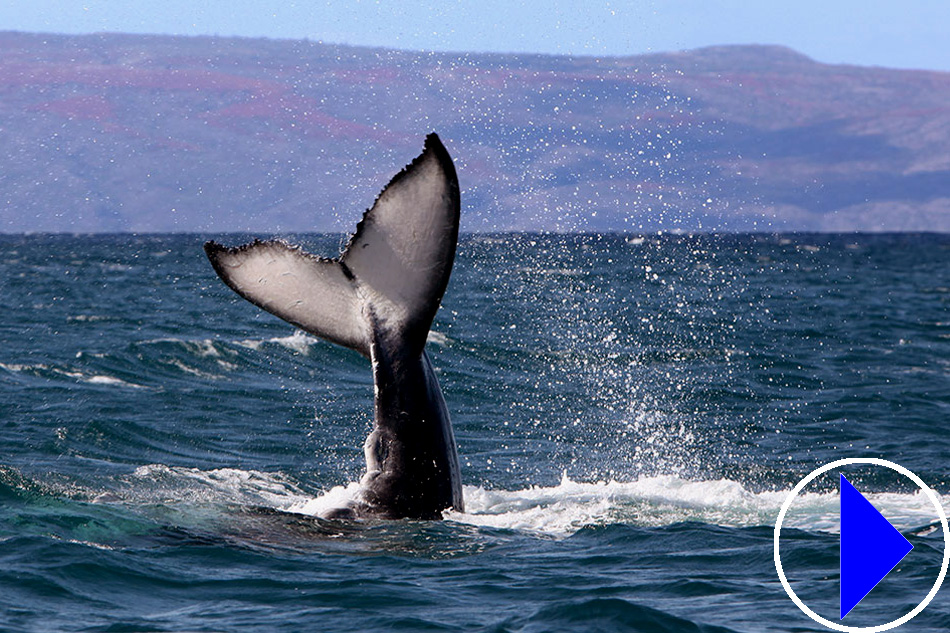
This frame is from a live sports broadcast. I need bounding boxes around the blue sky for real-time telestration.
[2,0,949,71]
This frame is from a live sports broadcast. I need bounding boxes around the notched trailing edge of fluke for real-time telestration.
[344,132,459,258]
[205,132,457,266]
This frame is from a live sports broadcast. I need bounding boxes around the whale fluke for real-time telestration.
[205,134,464,519]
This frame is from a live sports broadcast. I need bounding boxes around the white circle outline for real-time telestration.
[773,457,950,632]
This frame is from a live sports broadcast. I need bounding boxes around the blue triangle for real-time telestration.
[840,474,913,619]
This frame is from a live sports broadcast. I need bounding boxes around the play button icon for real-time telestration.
[839,474,913,619]
[775,458,950,631]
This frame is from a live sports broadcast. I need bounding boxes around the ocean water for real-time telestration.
[1,232,949,632]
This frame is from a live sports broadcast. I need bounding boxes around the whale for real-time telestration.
[204,133,464,520]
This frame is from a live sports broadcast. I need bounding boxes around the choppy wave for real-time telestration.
[235,330,320,354]
[5,234,950,631]
[72,465,946,538]
[118,464,313,509]
[449,475,943,535]
[0,361,148,389]
[0,329,342,392]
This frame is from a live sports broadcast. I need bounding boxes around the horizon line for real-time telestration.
[6,28,945,74]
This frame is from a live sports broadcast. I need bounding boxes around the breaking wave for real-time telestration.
[87,466,946,538]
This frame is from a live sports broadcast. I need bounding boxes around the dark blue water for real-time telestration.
[1,233,949,632]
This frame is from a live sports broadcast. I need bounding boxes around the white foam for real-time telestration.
[0,362,49,373]
[65,538,116,551]
[186,339,223,358]
[0,362,145,389]
[113,466,948,538]
[129,465,311,509]
[160,358,222,380]
[285,482,363,516]
[234,330,319,355]
[83,374,145,389]
[142,337,226,358]
[67,314,113,323]
[445,474,944,536]
[427,330,450,346]
[271,330,319,355]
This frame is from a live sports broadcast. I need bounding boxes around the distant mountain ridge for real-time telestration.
[1,31,949,232]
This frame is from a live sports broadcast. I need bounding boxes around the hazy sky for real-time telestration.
[2,0,949,71]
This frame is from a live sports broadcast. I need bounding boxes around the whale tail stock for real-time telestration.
[204,134,464,519]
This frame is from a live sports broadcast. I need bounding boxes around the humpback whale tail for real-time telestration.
[204,134,464,519]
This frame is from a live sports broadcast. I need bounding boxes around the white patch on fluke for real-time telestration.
[206,241,368,354]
